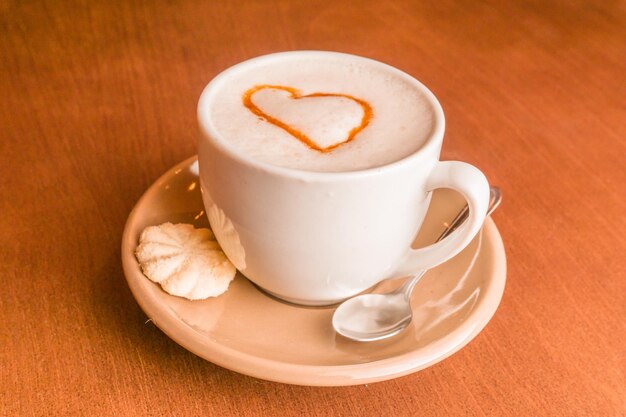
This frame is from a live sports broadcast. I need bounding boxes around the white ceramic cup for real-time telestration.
[197,51,490,306]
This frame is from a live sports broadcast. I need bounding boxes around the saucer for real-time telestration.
[121,156,506,386]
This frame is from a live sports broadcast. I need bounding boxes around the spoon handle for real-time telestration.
[437,186,501,241]
[401,186,501,296]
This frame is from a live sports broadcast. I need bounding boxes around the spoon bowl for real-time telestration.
[332,293,412,341]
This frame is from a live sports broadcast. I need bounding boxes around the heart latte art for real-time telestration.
[242,85,373,153]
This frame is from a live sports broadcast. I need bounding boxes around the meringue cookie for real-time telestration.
[135,222,236,300]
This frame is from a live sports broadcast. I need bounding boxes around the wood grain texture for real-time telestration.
[1,0,624,415]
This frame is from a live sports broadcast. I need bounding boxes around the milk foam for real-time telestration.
[207,55,436,172]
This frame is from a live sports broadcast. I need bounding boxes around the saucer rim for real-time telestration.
[121,156,506,386]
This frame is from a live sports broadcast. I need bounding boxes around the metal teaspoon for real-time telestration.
[332,186,502,342]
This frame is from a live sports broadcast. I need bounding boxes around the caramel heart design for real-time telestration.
[242,85,373,153]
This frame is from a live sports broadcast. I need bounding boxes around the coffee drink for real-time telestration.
[203,54,436,172]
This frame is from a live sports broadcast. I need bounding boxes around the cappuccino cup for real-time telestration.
[198,51,489,306]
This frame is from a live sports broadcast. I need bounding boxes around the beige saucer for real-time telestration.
[121,156,506,386]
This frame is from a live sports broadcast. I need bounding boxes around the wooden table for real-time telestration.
[2,1,624,415]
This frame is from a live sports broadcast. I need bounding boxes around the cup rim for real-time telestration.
[197,50,445,179]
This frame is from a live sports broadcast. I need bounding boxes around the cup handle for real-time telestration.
[393,161,490,276]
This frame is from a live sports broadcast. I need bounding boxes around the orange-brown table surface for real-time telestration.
[1,1,624,416]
